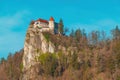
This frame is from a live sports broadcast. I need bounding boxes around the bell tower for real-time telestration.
[49,16,54,33]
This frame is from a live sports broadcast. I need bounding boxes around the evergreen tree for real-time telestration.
[70,29,75,37]
[58,19,64,35]
[88,30,100,45]
[111,25,120,40]
[0,57,6,64]
[75,29,82,42]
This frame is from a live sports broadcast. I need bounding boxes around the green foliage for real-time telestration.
[38,53,58,76]
[111,25,120,40]
[37,51,80,77]
[20,63,23,72]
[68,52,80,70]
[116,76,120,80]
[43,33,50,42]
[58,52,67,66]
[58,19,64,34]
[57,52,67,75]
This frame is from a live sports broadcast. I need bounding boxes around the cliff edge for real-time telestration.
[23,24,55,71]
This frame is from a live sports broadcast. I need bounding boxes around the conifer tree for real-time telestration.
[58,19,64,35]
[111,25,120,40]
[70,29,75,37]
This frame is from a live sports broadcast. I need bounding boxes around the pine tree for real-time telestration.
[111,25,120,40]
[70,29,75,37]
[58,19,64,35]
[75,29,82,42]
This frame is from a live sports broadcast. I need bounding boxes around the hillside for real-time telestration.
[0,22,120,80]
[0,49,23,80]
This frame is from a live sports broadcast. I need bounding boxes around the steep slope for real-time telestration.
[22,24,55,77]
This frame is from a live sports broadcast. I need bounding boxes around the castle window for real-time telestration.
[36,22,39,24]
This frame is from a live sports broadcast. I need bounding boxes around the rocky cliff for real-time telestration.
[22,24,55,72]
[21,23,78,80]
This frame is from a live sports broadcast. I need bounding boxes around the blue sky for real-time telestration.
[0,0,120,58]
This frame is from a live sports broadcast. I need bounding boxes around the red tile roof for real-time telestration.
[30,20,35,25]
[50,17,54,21]
[37,18,48,23]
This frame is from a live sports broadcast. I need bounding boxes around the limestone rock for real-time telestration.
[23,25,55,71]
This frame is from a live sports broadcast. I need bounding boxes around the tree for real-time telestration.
[69,52,80,70]
[58,19,64,35]
[81,29,86,38]
[70,29,75,38]
[88,31,100,45]
[113,41,120,68]
[38,53,58,76]
[101,30,106,41]
[111,25,120,40]
[64,27,69,35]
[75,29,82,42]
[97,54,105,73]
[57,52,67,76]
[0,57,6,64]
[81,29,87,45]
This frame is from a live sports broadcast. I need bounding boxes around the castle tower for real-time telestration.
[49,16,54,33]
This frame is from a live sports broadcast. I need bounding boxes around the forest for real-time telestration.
[0,25,120,80]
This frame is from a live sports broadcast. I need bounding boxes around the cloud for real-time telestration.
[0,10,31,58]
[0,10,30,31]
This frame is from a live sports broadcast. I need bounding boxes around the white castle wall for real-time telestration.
[33,22,49,32]
[33,20,55,33]
[49,21,54,31]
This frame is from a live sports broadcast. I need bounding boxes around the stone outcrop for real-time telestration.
[22,25,55,71]
[21,22,71,80]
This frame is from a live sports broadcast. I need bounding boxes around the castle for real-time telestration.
[33,17,59,34]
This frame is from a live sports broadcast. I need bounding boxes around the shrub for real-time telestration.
[68,52,80,70]
[116,76,120,80]
[43,32,50,42]
[20,63,23,72]
[38,53,58,76]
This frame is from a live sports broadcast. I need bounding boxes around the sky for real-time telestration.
[0,0,120,59]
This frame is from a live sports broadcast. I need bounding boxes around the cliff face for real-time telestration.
[21,23,77,80]
[23,25,55,71]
